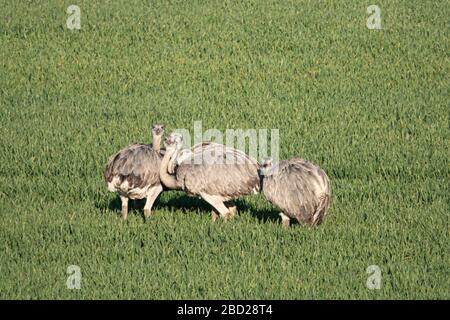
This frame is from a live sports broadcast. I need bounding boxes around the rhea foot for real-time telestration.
[279,212,290,228]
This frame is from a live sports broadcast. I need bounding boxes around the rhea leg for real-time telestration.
[211,209,220,222]
[279,212,290,228]
[228,206,237,219]
[144,185,163,218]
[212,201,236,221]
[120,195,129,219]
[226,201,237,220]
[201,194,230,222]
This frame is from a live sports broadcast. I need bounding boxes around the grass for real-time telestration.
[0,0,448,299]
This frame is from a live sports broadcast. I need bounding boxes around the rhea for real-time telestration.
[259,158,331,227]
[104,124,165,219]
[160,133,260,221]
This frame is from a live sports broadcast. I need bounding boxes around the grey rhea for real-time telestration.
[259,158,331,227]
[160,133,260,221]
[104,124,165,219]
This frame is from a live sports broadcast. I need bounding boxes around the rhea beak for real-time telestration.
[257,166,264,176]
[165,136,173,145]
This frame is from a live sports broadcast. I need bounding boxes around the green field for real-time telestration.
[0,0,448,299]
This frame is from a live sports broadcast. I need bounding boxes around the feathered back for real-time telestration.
[174,143,260,199]
[177,142,258,166]
[104,144,162,191]
[262,158,331,225]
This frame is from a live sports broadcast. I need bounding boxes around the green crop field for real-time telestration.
[0,0,448,299]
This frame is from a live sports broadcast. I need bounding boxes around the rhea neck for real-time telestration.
[258,166,273,191]
[152,134,162,153]
[159,146,181,190]
[258,170,265,192]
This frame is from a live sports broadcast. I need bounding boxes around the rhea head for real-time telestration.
[258,157,274,177]
[152,124,165,137]
[164,132,183,152]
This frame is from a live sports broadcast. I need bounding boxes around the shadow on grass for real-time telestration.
[95,192,211,219]
[95,196,148,218]
[247,207,280,224]
[157,194,210,213]
[159,196,281,224]
[96,193,281,224]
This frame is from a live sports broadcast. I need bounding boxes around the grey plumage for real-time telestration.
[260,158,331,226]
[104,143,161,195]
[104,124,165,219]
[160,133,260,221]
[176,146,260,199]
